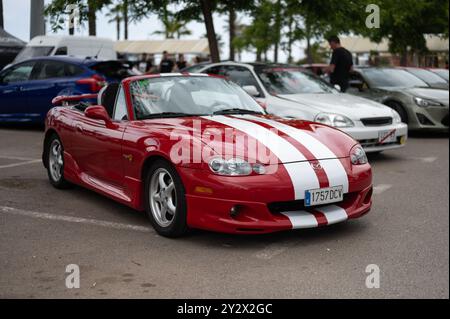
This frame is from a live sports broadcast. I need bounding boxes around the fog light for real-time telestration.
[230,205,241,218]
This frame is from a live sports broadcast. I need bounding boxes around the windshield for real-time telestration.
[14,46,54,63]
[255,68,335,95]
[432,69,449,81]
[406,68,447,85]
[130,76,264,119]
[362,68,429,88]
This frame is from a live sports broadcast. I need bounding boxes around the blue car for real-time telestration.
[0,56,137,123]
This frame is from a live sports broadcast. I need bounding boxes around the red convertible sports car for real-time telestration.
[43,73,372,237]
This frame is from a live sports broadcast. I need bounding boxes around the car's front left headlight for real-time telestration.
[414,97,442,108]
[208,157,265,176]
[315,113,354,128]
[350,145,368,165]
[391,109,402,123]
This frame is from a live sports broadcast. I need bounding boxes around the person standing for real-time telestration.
[176,53,188,71]
[159,51,174,73]
[326,35,353,92]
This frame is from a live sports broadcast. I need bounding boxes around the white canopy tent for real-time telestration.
[115,39,210,55]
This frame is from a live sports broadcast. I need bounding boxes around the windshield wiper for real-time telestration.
[140,112,204,119]
[213,108,263,115]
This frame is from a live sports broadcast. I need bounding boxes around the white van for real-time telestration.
[13,35,117,63]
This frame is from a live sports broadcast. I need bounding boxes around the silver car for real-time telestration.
[184,62,408,153]
[349,67,449,131]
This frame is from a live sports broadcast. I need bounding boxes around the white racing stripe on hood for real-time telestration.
[238,115,349,193]
[202,115,319,199]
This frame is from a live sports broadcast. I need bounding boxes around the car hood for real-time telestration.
[276,93,394,119]
[404,87,449,105]
[138,114,356,164]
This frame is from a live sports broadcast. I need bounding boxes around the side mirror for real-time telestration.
[85,105,111,123]
[242,85,260,97]
[334,84,341,92]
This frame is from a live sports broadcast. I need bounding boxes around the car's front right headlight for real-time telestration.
[414,97,442,107]
[315,113,354,128]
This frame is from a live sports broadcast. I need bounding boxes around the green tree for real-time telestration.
[233,0,276,62]
[298,42,329,64]
[217,0,256,61]
[128,0,221,61]
[105,2,122,40]
[362,0,449,66]
[152,3,192,39]
[45,0,112,35]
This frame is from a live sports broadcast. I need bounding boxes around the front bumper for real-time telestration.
[341,122,408,153]
[177,163,372,234]
[407,103,449,131]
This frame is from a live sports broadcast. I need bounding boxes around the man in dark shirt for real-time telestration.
[159,51,174,73]
[326,35,353,92]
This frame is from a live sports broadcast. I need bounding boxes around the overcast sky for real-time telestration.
[2,0,306,62]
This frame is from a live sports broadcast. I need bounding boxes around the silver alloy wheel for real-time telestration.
[149,168,177,227]
[49,139,63,182]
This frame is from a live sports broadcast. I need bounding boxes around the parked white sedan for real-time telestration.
[187,62,408,153]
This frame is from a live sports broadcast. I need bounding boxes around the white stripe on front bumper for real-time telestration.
[318,205,348,225]
[282,205,348,229]
[281,211,318,229]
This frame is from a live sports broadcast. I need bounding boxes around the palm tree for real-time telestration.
[106,4,122,40]
[153,7,191,39]
[123,0,129,40]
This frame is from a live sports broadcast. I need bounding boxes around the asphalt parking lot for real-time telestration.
[0,125,448,299]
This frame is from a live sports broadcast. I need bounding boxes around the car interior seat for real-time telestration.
[167,83,199,113]
[97,83,119,117]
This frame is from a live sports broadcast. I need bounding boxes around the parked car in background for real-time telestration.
[428,68,449,82]
[13,36,117,64]
[348,67,449,131]
[399,67,449,90]
[186,62,408,153]
[0,56,138,123]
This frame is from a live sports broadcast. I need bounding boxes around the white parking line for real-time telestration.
[0,206,153,233]
[0,159,41,169]
[407,156,438,163]
[373,184,393,195]
[0,155,38,161]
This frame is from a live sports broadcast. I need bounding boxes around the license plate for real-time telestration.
[305,185,344,207]
[378,129,396,144]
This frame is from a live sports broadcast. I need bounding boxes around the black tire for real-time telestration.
[385,101,408,124]
[144,159,188,238]
[45,134,71,189]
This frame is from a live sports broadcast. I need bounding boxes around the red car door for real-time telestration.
[71,117,126,187]
[70,85,129,188]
